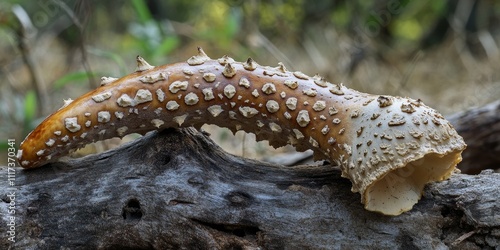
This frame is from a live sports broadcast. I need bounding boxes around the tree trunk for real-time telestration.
[1,128,499,249]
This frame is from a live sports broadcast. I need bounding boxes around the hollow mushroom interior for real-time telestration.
[364,151,463,215]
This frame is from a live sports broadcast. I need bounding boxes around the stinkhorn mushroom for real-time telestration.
[17,48,466,215]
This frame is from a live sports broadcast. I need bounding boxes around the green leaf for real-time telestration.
[392,19,422,41]
[152,36,180,59]
[23,90,36,132]
[87,48,128,75]
[131,0,153,24]
[52,71,97,89]
[223,9,240,39]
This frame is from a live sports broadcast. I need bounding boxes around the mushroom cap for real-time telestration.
[335,93,466,215]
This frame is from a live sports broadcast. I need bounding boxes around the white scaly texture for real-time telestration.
[18,48,466,215]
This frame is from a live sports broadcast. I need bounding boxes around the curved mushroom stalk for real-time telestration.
[17,48,466,215]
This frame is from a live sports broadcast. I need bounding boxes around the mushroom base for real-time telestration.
[363,152,463,215]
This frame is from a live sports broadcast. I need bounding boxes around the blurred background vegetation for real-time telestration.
[1,0,499,165]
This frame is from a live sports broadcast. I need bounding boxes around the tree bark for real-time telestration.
[1,128,499,249]
[448,100,500,174]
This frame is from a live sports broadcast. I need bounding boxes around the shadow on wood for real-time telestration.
[1,128,499,249]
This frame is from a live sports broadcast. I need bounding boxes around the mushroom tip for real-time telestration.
[135,55,154,72]
[187,47,211,65]
[197,46,207,56]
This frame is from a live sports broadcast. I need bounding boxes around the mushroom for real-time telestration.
[17,48,466,215]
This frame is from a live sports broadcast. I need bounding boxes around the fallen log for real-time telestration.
[1,128,499,249]
[448,100,500,174]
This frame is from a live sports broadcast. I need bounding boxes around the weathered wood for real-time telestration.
[448,100,500,174]
[1,128,499,249]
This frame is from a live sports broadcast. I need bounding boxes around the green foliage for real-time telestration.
[23,90,36,134]
[88,48,128,76]
[331,3,350,28]
[131,0,153,24]
[195,4,241,47]
[52,71,99,89]
[392,18,422,41]
[128,0,180,60]
[153,37,180,59]
[254,0,304,37]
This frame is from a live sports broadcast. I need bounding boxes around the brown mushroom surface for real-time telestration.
[17,48,466,215]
